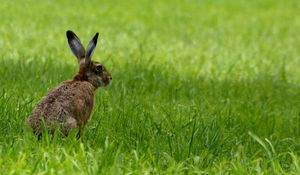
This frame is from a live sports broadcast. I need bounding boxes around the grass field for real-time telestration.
[1,0,300,174]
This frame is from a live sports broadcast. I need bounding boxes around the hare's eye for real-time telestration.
[96,65,103,72]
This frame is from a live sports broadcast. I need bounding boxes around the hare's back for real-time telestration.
[28,80,95,129]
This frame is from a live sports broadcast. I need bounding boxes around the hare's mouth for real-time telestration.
[103,79,111,86]
[103,77,112,86]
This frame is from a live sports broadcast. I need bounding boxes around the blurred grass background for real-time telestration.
[1,0,300,174]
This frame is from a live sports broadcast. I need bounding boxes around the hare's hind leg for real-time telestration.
[62,117,77,136]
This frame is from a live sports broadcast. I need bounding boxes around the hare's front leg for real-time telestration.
[76,124,85,139]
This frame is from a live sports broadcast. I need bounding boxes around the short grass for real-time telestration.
[1,0,300,174]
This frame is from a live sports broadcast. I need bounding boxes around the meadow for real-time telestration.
[0,0,300,174]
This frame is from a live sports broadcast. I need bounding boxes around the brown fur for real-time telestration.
[27,31,111,137]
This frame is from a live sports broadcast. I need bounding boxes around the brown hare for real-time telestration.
[27,30,112,138]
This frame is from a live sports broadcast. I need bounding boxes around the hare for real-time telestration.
[27,30,112,138]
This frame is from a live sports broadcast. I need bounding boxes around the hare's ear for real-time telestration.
[66,30,86,63]
[85,32,99,66]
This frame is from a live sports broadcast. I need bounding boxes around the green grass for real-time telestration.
[1,0,300,174]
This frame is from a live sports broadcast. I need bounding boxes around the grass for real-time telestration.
[0,0,300,174]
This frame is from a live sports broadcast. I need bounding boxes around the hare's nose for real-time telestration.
[109,76,112,80]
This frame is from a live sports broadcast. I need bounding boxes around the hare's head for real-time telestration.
[66,30,112,88]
